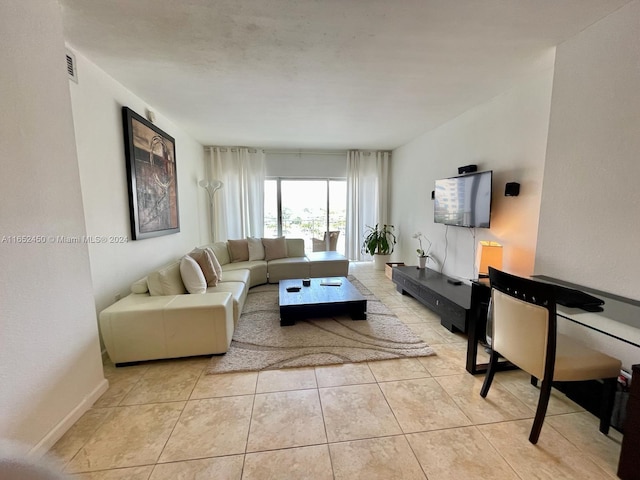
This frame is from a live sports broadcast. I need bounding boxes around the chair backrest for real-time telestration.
[327,231,340,250]
[488,267,557,380]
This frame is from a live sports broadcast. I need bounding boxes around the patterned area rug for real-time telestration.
[206,276,435,374]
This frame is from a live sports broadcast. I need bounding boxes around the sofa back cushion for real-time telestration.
[147,261,187,296]
[209,242,231,265]
[130,277,149,294]
[147,270,164,296]
[228,239,250,262]
[247,236,265,261]
[286,238,305,257]
[262,237,288,261]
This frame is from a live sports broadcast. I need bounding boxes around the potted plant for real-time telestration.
[362,224,396,270]
[413,232,432,269]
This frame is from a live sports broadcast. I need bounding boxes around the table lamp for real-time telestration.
[478,241,503,278]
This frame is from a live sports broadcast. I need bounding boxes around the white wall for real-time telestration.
[535,0,640,301]
[0,0,106,453]
[265,151,347,178]
[67,49,209,316]
[391,66,555,280]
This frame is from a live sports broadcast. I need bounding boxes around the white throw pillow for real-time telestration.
[205,247,223,281]
[179,255,207,294]
[247,236,265,261]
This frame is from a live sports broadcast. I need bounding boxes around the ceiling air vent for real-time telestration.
[66,49,78,83]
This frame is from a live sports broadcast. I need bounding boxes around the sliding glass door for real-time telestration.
[264,178,346,255]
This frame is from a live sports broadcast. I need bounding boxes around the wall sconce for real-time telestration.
[478,241,503,278]
[199,179,223,205]
[505,182,520,196]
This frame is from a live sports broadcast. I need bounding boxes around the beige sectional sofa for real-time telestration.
[99,238,349,365]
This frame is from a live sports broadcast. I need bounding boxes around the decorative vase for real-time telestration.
[418,256,427,269]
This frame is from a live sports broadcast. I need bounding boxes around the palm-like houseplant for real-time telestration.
[362,224,396,270]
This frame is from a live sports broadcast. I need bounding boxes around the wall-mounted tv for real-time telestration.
[434,170,492,228]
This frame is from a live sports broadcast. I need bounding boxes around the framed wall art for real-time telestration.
[122,106,180,240]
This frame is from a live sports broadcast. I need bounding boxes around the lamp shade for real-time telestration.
[478,241,503,277]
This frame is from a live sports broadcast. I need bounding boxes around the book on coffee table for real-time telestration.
[320,278,342,286]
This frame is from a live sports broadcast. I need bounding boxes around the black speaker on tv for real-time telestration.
[505,182,520,196]
[458,164,477,174]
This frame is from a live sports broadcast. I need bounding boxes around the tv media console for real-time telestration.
[392,266,512,375]
[392,266,473,333]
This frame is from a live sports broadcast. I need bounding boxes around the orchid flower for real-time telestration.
[412,232,432,257]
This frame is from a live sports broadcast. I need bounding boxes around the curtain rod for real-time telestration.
[205,146,260,153]
[264,150,348,155]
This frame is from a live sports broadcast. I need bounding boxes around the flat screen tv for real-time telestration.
[434,170,492,228]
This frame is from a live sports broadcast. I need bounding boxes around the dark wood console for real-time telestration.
[618,364,640,479]
[392,266,472,333]
[392,267,515,375]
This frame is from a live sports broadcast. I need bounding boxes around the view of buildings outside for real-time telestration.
[264,179,346,254]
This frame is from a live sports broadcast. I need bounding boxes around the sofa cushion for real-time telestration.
[247,236,265,261]
[159,262,187,295]
[262,236,288,261]
[147,271,163,296]
[205,247,223,281]
[306,251,350,278]
[189,248,218,287]
[219,268,251,285]
[206,281,248,325]
[285,238,305,257]
[209,242,231,265]
[147,261,187,296]
[130,277,149,294]
[222,261,268,287]
[267,257,310,283]
[228,239,250,262]
[180,256,207,294]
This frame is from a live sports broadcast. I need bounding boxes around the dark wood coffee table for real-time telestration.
[279,277,367,326]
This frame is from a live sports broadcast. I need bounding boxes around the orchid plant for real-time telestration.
[413,232,432,258]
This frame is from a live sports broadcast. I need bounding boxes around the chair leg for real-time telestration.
[531,375,538,387]
[529,379,553,444]
[480,349,500,398]
[599,377,617,435]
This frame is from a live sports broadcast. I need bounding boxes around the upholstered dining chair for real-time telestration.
[480,267,621,444]
[312,231,340,252]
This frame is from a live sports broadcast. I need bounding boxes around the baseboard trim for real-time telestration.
[29,378,109,458]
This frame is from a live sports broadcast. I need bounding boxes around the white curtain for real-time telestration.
[346,150,390,260]
[205,147,266,242]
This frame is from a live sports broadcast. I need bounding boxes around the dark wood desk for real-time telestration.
[466,280,517,374]
[618,364,640,479]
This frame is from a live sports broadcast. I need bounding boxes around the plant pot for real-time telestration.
[418,256,427,269]
[373,254,390,271]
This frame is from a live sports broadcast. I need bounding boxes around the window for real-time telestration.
[264,178,346,255]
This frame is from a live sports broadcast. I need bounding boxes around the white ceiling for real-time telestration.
[59,0,630,150]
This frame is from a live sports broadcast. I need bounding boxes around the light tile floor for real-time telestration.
[48,262,623,479]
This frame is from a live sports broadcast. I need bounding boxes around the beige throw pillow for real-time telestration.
[247,236,265,261]
[189,248,218,286]
[262,237,288,261]
[179,256,207,294]
[228,239,249,262]
[205,247,223,281]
